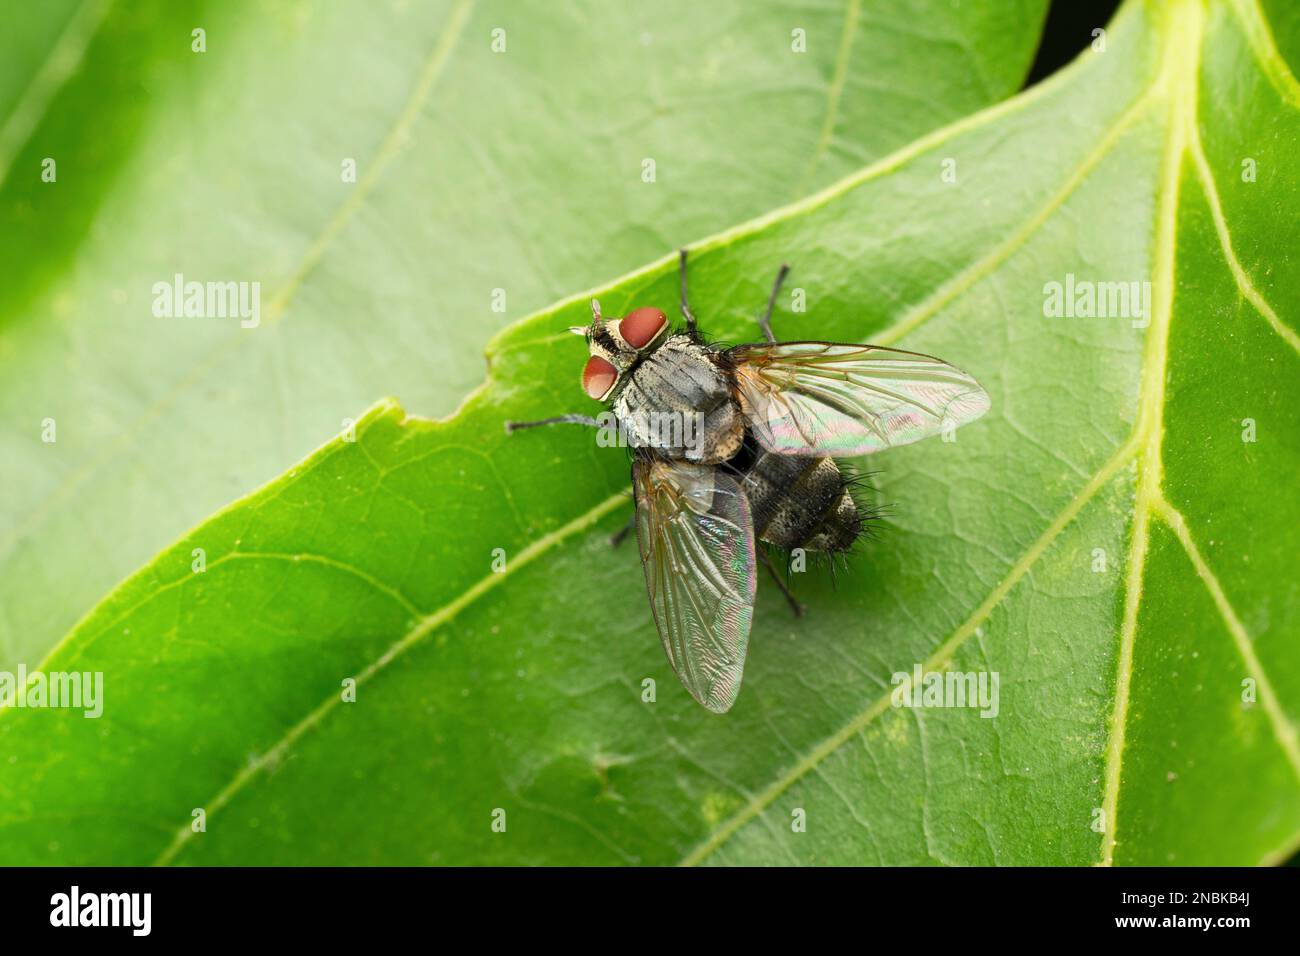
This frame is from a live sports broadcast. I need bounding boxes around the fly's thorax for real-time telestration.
[612,335,744,463]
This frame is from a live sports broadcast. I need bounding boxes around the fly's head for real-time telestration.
[571,299,669,402]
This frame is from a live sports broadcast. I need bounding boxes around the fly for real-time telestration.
[507,250,990,713]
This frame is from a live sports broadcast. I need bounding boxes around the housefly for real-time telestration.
[507,250,989,713]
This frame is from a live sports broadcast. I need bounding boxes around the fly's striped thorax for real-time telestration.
[612,334,744,463]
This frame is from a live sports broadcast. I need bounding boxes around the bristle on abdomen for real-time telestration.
[801,484,864,553]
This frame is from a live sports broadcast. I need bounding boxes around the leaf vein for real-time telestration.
[679,437,1139,866]
[0,0,476,567]
[793,0,861,196]
[1229,0,1300,108]
[0,0,113,187]
[1154,497,1300,781]
[1186,114,1300,356]
[873,89,1157,348]
[150,489,628,866]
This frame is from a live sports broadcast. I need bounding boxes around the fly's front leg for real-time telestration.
[504,414,601,433]
[758,548,805,617]
[678,248,697,334]
[609,513,636,548]
[757,263,791,344]
[509,414,634,546]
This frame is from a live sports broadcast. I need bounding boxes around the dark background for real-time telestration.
[1025,0,1124,87]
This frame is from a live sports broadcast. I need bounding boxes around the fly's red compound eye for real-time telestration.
[582,355,618,399]
[618,307,667,349]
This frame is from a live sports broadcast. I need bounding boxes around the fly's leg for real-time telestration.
[504,414,601,433]
[609,513,636,548]
[508,413,635,544]
[678,248,697,334]
[758,548,806,618]
[757,263,791,344]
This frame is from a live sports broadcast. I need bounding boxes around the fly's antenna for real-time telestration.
[567,299,602,337]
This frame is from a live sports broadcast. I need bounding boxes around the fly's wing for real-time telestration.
[633,457,757,714]
[729,341,990,457]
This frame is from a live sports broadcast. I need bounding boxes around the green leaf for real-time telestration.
[0,0,1046,673]
[4,0,1298,866]
[0,0,92,176]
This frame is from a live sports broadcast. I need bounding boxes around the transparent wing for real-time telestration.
[729,341,990,457]
[633,458,757,714]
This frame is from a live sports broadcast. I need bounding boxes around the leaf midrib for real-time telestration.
[1098,0,1200,868]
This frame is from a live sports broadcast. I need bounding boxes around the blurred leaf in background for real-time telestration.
[0,0,1046,673]
[1,0,1297,866]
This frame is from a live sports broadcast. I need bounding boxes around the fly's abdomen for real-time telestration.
[742,449,862,552]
